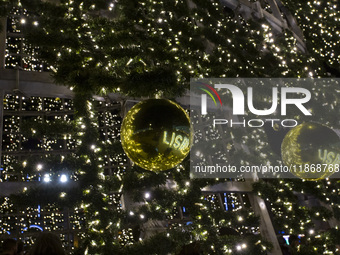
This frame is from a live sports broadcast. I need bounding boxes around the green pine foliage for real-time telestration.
[1,0,340,254]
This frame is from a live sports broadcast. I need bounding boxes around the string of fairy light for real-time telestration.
[3,2,257,253]
[249,2,340,253]
[0,97,130,250]
[291,1,339,66]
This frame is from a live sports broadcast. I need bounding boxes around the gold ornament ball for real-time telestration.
[121,99,192,172]
[281,122,340,180]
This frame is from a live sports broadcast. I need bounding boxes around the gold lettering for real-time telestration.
[179,137,190,152]
[318,149,327,162]
[326,151,335,164]
[319,149,340,165]
[173,135,183,149]
[164,131,190,153]
[332,153,340,165]
[170,132,176,147]
[163,131,170,145]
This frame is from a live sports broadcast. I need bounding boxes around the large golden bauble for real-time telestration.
[281,122,340,180]
[121,99,192,172]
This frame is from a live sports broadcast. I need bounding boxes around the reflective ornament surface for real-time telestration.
[281,122,340,180]
[121,99,192,171]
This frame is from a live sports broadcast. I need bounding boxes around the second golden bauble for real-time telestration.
[281,122,340,180]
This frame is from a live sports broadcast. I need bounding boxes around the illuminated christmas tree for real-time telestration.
[0,0,339,254]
